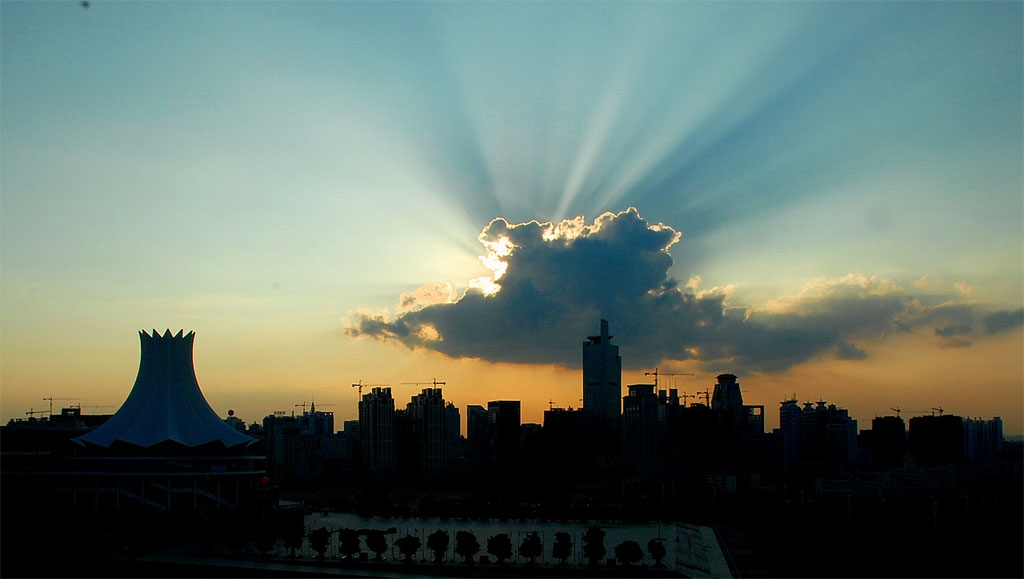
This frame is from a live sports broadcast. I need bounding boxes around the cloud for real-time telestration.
[346,209,1019,373]
[399,281,458,313]
[836,341,869,360]
[935,324,973,338]
[983,308,1024,335]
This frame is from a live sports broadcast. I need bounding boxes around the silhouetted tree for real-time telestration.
[552,532,573,565]
[519,531,543,564]
[615,540,643,567]
[395,534,421,562]
[487,533,513,564]
[582,526,606,566]
[283,525,303,558]
[309,527,331,559]
[363,530,388,561]
[648,538,667,568]
[426,530,449,563]
[455,531,480,564]
[338,528,361,560]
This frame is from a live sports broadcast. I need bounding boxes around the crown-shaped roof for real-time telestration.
[74,330,254,450]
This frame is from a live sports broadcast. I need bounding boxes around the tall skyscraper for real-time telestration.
[466,404,488,466]
[407,388,448,478]
[711,374,744,413]
[583,319,622,420]
[779,397,802,470]
[622,384,659,484]
[358,387,396,477]
[487,400,521,470]
[870,414,906,467]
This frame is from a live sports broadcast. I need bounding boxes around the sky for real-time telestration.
[2,1,1021,434]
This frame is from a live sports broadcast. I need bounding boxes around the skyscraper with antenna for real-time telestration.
[582,319,622,420]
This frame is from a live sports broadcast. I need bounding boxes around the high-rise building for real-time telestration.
[964,416,1003,462]
[825,405,858,467]
[487,400,521,470]
[583,319,622,420]
[358,387,396,477]
[300,400,334,436]
[909,414,965,464]
[622,384,659,485]
[870,415,906,467]
[407,388,448,477]
[466,405,488,466]
[798,400,858,470]
[445,402,461,463]
[712,374,744,419]
[779,398,802,470]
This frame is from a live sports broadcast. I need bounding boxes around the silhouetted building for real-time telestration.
[909,413,965,464]
[964,417,1003,462]
[779,398,802,470]
[800,401,827,464]
[262,402,341,482]
[445,402,461,463]
[869,414,906,467]
[657,388,682,474]
[487,400,521,471]
[407,389,446,475]
[542,407,582,481]
[622,384,659,485]
[301,400,334,436]
[712,374,745,426]
[583,319,621,420]
[797,400,857,471]
[10,330,266,514]
[394,408,416,483]
[825,405,857,467]
[711,374,765,464]
[400,388,460,484]
[343,419,360,470]
[466,404,488,466]
[263,412,301,481]
[359,387,396,479]
[521,422,543,474]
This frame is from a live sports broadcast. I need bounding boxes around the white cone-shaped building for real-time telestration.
[75,329,253,450]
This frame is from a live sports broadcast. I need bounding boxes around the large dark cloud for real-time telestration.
[347,209,1020,373]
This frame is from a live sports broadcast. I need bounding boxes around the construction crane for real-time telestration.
[400,378,446,389]
[681,392,697,406]
[24,408,47,417]
[42,396,80,416]
[890,406,902,417]
[351,380,389,398]
[72,404,114,410]
[931,406,944,416]
[695,389,711,406]
[294,401,334,413]
[643,368,695,388]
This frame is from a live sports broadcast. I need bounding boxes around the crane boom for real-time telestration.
[400,378,446,388]
[42,396,80,416]
[643,368,695,387]
[351,380,389,398]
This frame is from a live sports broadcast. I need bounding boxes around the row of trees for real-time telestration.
[304,525,668,568]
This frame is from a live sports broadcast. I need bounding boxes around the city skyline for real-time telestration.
[2,2,1021,433]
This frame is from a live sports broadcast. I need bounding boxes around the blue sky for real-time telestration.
[2,1,1021,430]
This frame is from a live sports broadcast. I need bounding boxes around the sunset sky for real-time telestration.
[2,1,1021,434]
